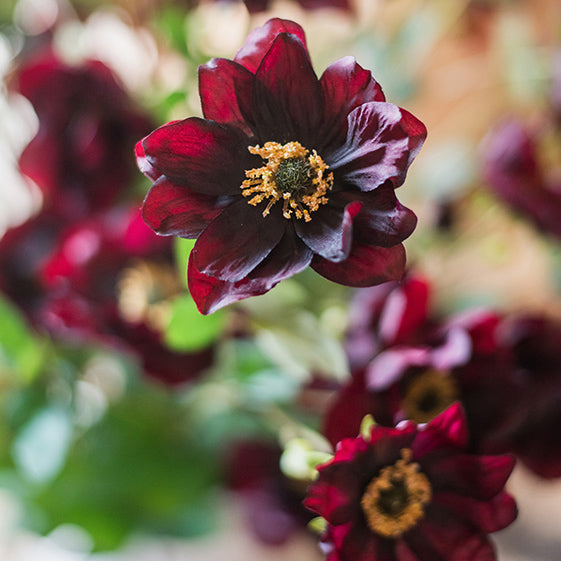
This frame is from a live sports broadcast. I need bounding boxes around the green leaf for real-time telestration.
[164,294,224,351]
[0,296,45,383]
[174,237,196,286]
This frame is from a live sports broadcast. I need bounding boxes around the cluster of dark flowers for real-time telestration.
[2,4,561,561]
[1,48,213,385]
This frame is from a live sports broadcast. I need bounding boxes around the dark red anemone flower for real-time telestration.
[39,207,213,386]
[344,273,432,369]
[324,285,517,454]
[491,315,561,478]
[16,49,152,220]
[305,404,517,561]
[137,18,426,314]
[482,119,561,239]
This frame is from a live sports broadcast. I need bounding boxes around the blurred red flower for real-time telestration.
[306,404,517,561]
[138,18,426,314]
[39,207,213,386]
[16,50,152,220]
[482,119,561,239]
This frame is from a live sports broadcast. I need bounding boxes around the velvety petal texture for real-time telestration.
[137,18,425,313]
[306,405,517,561]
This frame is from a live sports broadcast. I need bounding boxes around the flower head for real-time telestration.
[39,207,213,386]
[138,18,426,314]
[305,404,517,561]
[17,50,152,220]
[482,119,561,239]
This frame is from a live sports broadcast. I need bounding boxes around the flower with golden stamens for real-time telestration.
[241,141,333,222]
[360,448,431,538]
[305,404,517,561]
[401,370,458,424]
[138,18,425,314]
[117,260,182,332]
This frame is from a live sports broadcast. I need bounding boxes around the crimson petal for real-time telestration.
[248,224,313,281]
[198,58,255,137]
[319,56,385,150]
[249,33,322,146]
[333,183,417,247]
[312,242,405,287]
[434,492,517,534]
[328,102,427,191]
[142,118,250,196]
[188,252,279,315]
[413,403,469,456]
[142,176,226,237]
[192,199,286,282]
[427,454,515,501]
[234,18,307,74]
[135,140,160,181]
[406,517,495,561]
[294,201,360,262]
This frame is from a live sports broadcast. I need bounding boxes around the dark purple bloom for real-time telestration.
[305,404,517,561]
[345,273,432,369]
[39,207,213,386]
[482,119,561,238]
[138,18,426,314]
[16,49,152,220]
[324,276,517,455]
[491,315,561,478]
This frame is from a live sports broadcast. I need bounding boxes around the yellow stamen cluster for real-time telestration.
[117,260,182,332]
[241,141,333,222]
[402,370,458,424]
[361,448,432,538]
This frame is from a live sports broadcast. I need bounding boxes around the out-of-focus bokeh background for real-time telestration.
[1,0,561,559]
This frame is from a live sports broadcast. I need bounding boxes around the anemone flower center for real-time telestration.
[361,448,431,538]
[402,369,458,424]
[241,141,333,222]
[117,260,182,332]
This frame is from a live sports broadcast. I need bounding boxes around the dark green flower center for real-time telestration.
[377,478,409,516]
[274,157,313,194]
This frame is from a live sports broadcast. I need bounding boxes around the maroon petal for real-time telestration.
[198,58,255,137]
[334,183,417,247]
[413,402,469,456]
[192,199,285,282]
[294,201,361,262]
[135,140,161,181]
[142,176,226,237]
[434,492,517,533]
[427,454,515,501]
[336,523,390,561]
[248,224,313,281]
[188,253,280,315]
[250,33,322,146]
[303,472,358,526]
[406,517,496,561]
[142,118,250,196]
[319,56,385,150]
[328,102,427,191]
[312,242,405,287]
[19,131,59,199]
[234,18,307,74]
